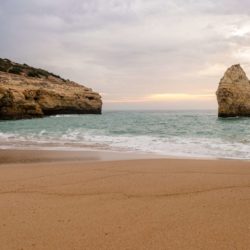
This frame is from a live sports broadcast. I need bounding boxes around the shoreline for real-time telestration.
[1,149,250,249]
[0,149,163,165]
[0,148,246,164]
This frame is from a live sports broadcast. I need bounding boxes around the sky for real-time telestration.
[1,0,250,110]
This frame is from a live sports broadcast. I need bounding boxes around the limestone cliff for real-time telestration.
[216,64,250,117]
[0,58,102,120]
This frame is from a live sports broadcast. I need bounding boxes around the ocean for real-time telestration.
[0,110,250,159]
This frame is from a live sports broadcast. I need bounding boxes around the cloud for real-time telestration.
[0,0,250,109]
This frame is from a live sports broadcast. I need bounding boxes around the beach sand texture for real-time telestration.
[0,150,250,250]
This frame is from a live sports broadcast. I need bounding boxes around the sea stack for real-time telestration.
[0,58,102,120]
[216,64,250,117]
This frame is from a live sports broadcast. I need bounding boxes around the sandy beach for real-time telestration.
[0,150,250,250]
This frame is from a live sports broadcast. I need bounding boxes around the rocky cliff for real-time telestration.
[0,58,102,120]
[216,64,250,117]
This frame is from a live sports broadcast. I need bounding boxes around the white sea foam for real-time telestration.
[81,134,250,159]
[1,130,249,159]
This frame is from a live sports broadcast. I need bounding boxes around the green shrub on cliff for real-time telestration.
[0,66,7,72]
[0,58,11,72]
[9,66,23,75]
[27,70,41,78]
[0,57,66,81]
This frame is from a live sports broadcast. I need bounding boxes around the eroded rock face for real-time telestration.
[216,64,250,117]
[0,59,102,120]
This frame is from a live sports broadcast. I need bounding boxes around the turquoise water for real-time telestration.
[0,110,250,159]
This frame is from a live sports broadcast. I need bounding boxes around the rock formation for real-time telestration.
[216,64,250,117]
[0,58,102,120]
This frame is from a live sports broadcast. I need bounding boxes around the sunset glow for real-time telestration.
[148,93,214,101]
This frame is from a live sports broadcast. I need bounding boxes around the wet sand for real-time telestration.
[0,150,250,250]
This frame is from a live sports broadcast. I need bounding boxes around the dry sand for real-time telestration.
[0,150,250,250]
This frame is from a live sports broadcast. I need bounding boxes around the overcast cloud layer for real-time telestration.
[1,0,250,109]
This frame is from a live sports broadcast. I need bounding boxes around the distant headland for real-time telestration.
[0,58,102,120]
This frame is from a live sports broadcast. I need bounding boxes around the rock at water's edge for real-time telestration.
[216,64,250,117]
[0,58,102,120]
